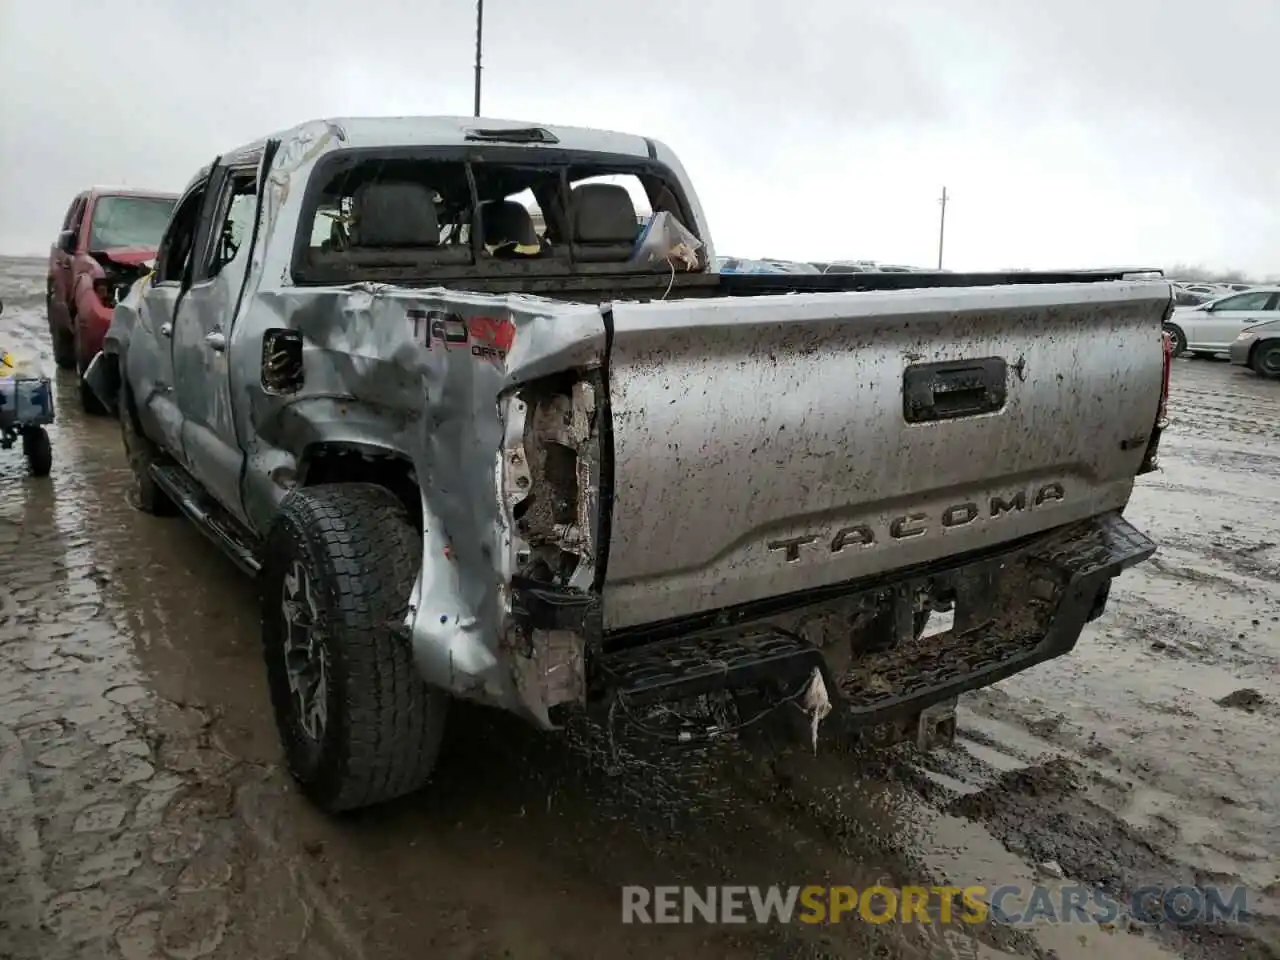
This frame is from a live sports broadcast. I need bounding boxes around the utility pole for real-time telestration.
[472,0,484,117]
[937,186,948,270]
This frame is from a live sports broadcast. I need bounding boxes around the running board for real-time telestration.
[148,463,261,577]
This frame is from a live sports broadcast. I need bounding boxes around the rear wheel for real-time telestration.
[1251,342,1280,380]
[1163,323,1187,357]
[119,381,176,515]
[260,483,448,814]
[50,324,76,370]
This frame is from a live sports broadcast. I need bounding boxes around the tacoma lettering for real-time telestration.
[770,482,1068,559]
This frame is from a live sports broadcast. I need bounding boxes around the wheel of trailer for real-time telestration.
[119,380,176,515]
[1163,323,1187,357]
[1252,342,1280,380]
[22,427,51,478]
[260,482,448,814]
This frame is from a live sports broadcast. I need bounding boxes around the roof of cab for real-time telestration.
[85,185,180,200]
[219,115,657,168]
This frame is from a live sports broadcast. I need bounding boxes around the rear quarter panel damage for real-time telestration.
[235,283,607,722]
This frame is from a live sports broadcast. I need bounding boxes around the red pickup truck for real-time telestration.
[47,187,177,411]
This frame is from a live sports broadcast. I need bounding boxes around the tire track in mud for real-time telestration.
[937,357,1280,959]
[0,471,363,959]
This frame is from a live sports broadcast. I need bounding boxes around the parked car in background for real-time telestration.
[1173,288,1212,306]
[1229,316,1280,379]
[1164,287,1280,357]
[815,260,877,274]
[713,257,821,275]
[1179,283,1220,298]
[47,187,178,410]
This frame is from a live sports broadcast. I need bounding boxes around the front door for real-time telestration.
[50,195,86,333]
[170,162,261,526]
[131,181,209,460]
[1193,291,1277,350]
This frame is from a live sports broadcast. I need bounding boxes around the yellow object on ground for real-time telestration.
[0,350,36,376]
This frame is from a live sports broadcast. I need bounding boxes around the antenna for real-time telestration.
[937,186,948,270]
[472,0,485,117]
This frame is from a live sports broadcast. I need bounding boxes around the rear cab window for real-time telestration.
[290,146,702,285]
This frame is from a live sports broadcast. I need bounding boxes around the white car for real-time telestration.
[1165,287,1280,357]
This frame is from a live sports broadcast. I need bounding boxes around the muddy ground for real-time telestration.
[1,255,1277,960]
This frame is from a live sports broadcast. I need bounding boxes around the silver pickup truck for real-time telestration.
[88,116,1172,814]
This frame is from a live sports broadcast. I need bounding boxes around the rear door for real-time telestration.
[130,179,210,460]
[170,160,260,524]
[600,281,1171,630]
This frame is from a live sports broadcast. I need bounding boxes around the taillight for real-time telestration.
[498,374,600,590]
[1156,330,1173,427]
[1139,331,1173,475]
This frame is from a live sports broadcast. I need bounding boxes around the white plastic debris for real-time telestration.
[800,667,832,754]
[630,211,703,271]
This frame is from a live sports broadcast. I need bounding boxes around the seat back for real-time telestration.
[569,183,639,263]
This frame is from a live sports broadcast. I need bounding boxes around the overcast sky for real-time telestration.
[1,0,1275,276]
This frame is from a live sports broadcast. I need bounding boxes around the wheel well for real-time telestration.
[299,445,422,531]
[1249,338,1279,366]
[120,374,145,433]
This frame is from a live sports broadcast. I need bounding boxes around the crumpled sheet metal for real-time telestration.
[106,122,616,726]
[244,283,607,722]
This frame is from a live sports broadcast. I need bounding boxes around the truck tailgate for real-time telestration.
[601,281,1170,630]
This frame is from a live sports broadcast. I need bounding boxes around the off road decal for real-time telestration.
[407,310,515,366]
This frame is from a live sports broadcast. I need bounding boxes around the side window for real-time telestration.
[61,196,84,230]
[203,173,257,281]
[66,197,87,237]
[155,187,207,285]
[1214,292,1271,312]
[1266,293,1280,312]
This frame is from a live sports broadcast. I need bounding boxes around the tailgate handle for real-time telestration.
[903,358,1008,423]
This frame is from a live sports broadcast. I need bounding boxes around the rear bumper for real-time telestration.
[1228,338,1252,366]
[592,512,1155,728]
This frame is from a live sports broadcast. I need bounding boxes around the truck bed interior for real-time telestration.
[348,265,1165,303]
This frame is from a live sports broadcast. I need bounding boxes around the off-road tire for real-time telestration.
[22,428,52,478]
[119,381,176,515]
[1163,323,1187,358]
[260,482,448,814]
[1251,342,1280,380]
[50,324,76,370]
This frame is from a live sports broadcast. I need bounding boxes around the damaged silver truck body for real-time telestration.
[87,116,1173,813]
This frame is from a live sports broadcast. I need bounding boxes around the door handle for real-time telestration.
[160,322,172,337]
[205,330,227,352]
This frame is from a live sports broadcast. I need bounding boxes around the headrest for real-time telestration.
[480,199,539,247]
[350,181,439,247]
[570,183,639,244]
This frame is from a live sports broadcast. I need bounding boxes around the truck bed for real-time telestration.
[330,265,1167,302]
